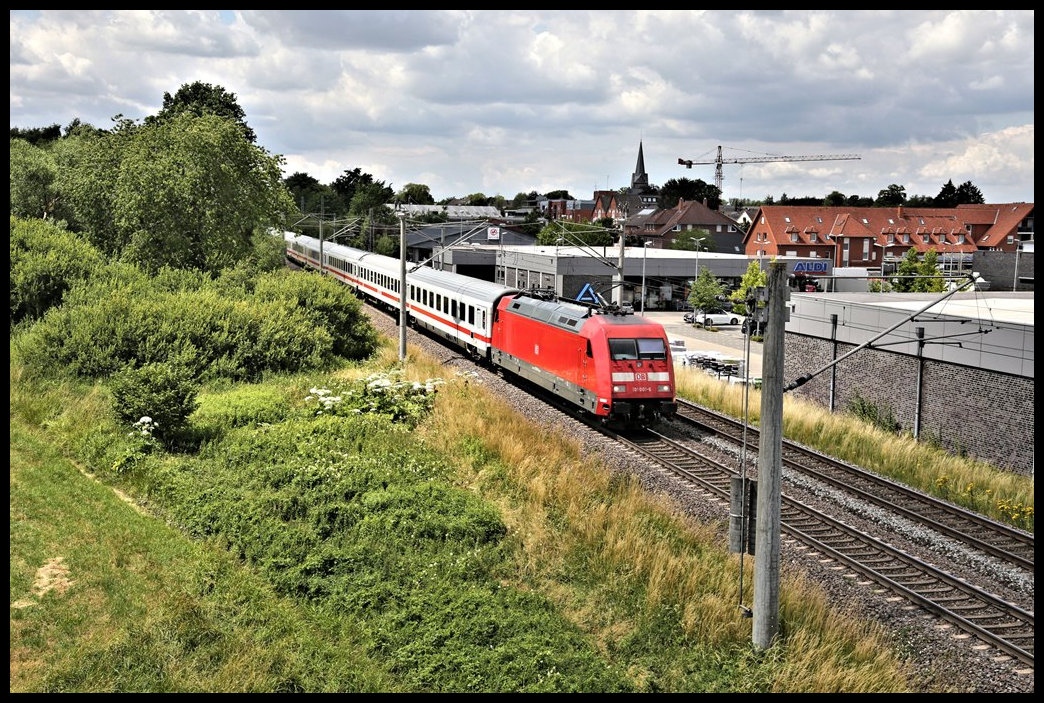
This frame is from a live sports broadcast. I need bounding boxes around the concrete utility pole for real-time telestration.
[397,212,408,361]
[753,261,787,650]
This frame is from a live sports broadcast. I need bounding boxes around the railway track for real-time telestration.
[611,426,1034,668]
[671,399,1035,573]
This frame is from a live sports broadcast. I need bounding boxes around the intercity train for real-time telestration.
[285,232,677,426]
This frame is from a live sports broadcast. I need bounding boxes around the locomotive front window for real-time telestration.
[636,338,667,360]
[609,338,667,361]
[608,339,638,360]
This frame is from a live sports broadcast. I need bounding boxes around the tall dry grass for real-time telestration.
[421,361,913,691]
[675,367,1033,531]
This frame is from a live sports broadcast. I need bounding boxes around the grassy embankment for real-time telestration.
[674,370,1033,531]
[10,335,938,693]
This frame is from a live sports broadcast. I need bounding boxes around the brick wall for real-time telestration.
[785,333,1034,476]
[974,250,1034,292]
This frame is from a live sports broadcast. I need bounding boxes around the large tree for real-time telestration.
[658,177,720,211]
[955,180,985,205]
[875,184,907,207]
[10,123,62,146]
[933,180,959,208]
[53,111,292,272]
[147,81,256,143]
[9,139,61,220]
[117,112,291,271]
[393,183,435,205]
[667,228,713,252]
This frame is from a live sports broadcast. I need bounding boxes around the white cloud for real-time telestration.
[9,9,1034,203]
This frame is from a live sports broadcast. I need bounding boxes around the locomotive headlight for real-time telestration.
[658,384,672,392]
[612,384,627,393]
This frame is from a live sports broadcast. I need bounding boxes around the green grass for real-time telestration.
[10,423,396,693]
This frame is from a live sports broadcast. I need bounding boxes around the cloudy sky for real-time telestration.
[10,10,1035,205]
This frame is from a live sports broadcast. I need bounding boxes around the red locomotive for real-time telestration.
[492,295,676,425]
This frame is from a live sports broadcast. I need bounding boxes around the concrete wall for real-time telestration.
[784,333,1035,476]
[974,250,1034,292]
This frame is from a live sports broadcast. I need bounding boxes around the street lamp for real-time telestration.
[1013,240,1023,291]
[692,236,707,304]
[640,239,652,315]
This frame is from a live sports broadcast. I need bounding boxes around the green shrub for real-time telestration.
[109,353,201,443]
[9,215,105,323]
[254,269,379,360]
[15,280,337,381]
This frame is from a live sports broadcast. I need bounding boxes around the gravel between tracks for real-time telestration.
[364,305,1034,693]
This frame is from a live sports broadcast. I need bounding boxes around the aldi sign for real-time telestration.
[793,261,829,274]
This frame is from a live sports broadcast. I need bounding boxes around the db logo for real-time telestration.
[635,372,648,381]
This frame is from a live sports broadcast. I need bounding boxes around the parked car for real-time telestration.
[694,308,742,327]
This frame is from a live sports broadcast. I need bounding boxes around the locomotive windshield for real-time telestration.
[609,338,667,361]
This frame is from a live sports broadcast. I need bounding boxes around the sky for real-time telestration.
[9,10,1035,206]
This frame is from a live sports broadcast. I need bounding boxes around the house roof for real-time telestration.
[629,198,739,238]
[957,202,1034,247]
[743,204,1031,255]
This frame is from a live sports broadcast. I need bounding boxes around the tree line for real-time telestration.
[11,80,991,267]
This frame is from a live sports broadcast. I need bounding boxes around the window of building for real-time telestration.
[863,239,870,259]
[958,234,965,244]
[1007,235,1015,244]
[784,216,791,223]
[786,250,797,257]
[790,233,799,242]
[810,233,818,242]
[903,234,910,244]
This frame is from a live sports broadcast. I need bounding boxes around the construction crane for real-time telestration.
[678,145,861,193]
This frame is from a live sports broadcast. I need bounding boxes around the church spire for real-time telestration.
[630,140,649,193]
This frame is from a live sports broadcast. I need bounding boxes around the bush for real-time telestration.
[254,269,379,360]
[9,216,105,323]
[14,278,337,381]
[109,353,200,444]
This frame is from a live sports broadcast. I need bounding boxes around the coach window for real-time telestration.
[452,300,458,319]
[468,305,475,325]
